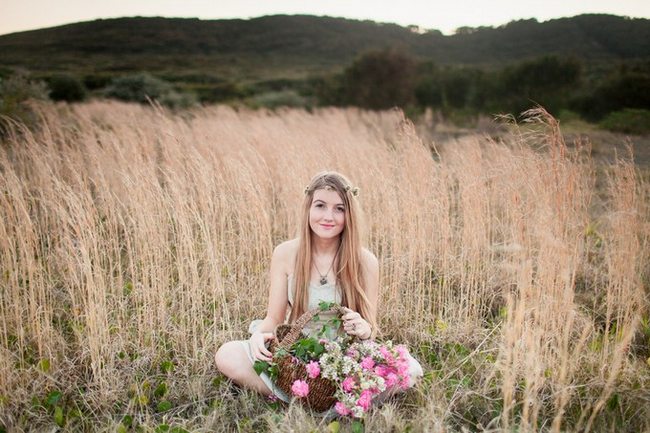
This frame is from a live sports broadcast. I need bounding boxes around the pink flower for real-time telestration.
[396,345,408,359]
[356,390,373,411]
[396,362,409,378]
[291,380,309,398]
[400,375,411,390]
[379,346,396,366]
[374,365,390,378]
[335,401,351,416]
[385,372,399,388]
[342,376,356,392]
[305,361,321,379]
[360,356,375,370]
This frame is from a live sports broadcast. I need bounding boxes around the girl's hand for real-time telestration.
[342,307,371,340]
[249,332,274,361]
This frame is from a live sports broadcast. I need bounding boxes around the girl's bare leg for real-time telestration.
[214,341,272,395]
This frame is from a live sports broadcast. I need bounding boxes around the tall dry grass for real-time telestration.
[0,101,648,432]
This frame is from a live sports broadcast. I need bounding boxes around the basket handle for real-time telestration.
[277,306,345,350]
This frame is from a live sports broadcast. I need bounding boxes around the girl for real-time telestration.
[214,171,422,402]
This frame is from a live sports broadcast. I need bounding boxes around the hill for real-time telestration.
[0,14,649,81]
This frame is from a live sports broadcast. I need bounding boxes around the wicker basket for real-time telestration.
[270,306,345,412]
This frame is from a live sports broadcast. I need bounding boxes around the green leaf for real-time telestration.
[352,420,364,433]
[154,382,168,398]
[169,427,189,433]
[121,415,133,427]
[155,424,170,433]
[45,390,62,407]
[327,420,341,433]
[313,342,325,357]
[160,360,174,373]
[53,406,65,427]
[157,400,172,412]
[268,364,279,380]
[607,393,619,411]
[38,358,50,372]
[117,425,128,433]
[253,360,269,376]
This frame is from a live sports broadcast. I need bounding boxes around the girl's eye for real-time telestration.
[336,207,345,213]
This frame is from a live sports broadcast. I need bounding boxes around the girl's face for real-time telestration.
[309,189,345,240]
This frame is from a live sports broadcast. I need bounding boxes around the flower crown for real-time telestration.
[304,184,360,197]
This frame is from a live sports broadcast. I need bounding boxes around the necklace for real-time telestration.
[313,246,339,285]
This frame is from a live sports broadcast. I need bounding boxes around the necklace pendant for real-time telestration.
[319,276,328,285]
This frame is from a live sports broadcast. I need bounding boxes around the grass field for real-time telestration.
[0,101,648,432]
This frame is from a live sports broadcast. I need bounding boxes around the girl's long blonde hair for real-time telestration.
[289,171,377,335]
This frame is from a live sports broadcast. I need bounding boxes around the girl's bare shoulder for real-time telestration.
[361,247,379,269]
[272,238,299,273]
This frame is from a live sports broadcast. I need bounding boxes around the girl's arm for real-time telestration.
[342,248,379,340]
[362,248,379,327]
[249,241,292,361]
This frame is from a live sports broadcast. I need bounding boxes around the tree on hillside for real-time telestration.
[492,56,583,114]
[571,71,650,120]
[415,64,488,112]
[343,49,417,109]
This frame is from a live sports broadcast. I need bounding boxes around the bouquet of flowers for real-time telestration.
[254,302,411,418]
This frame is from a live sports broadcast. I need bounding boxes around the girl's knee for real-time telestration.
[214,341,238,375]
[216,341,253,381]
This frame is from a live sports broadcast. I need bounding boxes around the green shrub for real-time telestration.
[48,74,86,102]
[83,74,112,91]
[105,73,196,108]
[246,90,310,109]
[195,81,248,103]
[599,108,650,134]
[0,72,49,137]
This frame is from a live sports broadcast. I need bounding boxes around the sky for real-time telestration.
[1,0,649,36]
